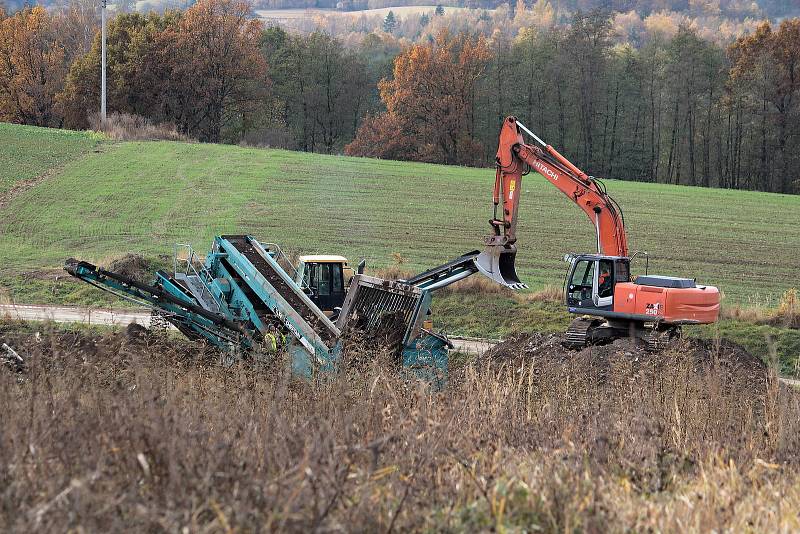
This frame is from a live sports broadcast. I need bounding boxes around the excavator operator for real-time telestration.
[598,263,613,298]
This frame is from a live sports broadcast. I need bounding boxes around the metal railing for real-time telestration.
[258,242,301,282]
[173,243,219,311]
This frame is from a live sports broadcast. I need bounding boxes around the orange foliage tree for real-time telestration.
[0,7,70,127]
[346,31,489,165]
[728,20,800,193]
[168,0,267,142]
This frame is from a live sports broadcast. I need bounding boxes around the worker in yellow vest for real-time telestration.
[264,324,287,353]
[265,331,278,353]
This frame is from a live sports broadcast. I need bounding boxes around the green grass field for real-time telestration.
[1,124,797,305]
[0,123,101,195]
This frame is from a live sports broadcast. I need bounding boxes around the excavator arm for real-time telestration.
[477,116,628,288]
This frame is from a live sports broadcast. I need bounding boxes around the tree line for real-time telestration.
[1,1,798,193]
[355,12,800,194]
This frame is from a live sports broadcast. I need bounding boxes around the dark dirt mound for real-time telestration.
[0,320,220,377]
[482,332,769,393]
[485,332,764,370]
[767,314,800,330]
[124,322,153,345]
[106,254,156,284]
[20,269,64,281]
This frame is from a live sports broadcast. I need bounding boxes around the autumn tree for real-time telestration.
[729,20,800,193]
[346,31,489,165]
[0,7,70,126]
[57,0,100,61]
[168,0,268,142]
[60,12,169,129]
[61,0,267,142]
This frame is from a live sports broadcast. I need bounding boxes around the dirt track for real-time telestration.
[0,304,155,328]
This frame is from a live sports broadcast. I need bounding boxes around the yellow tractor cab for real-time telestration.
[294,255,363,316]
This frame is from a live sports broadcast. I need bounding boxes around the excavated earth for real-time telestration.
[480,331,770,395]
[0,319,774,398]
[106,253,159,284]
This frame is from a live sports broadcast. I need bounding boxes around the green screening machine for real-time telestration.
[65,235,488,383]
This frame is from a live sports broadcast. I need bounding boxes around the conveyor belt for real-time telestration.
[174,273,219,312]
[403,251,479,286]
[222,235,338,343]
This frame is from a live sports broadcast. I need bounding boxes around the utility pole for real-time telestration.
[101,0,107,123]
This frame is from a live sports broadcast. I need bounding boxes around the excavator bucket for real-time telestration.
[475,244,527,290]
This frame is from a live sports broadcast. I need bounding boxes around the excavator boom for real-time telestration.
[477,117,628,289]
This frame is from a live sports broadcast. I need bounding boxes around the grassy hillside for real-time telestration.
[1,123,797,306]
[0,123,101,195]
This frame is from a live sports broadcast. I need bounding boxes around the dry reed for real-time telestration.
[1,322,798,532]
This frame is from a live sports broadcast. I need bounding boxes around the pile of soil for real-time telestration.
[481,332,769,392]
[106,254,156,284]
[0,320,221,376]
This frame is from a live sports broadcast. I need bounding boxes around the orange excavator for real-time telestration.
[476,116,720,349]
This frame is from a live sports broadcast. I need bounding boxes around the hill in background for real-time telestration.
[3,0,798,21]
[1,122,797,305]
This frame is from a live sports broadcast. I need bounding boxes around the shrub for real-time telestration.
[89,112,191,141]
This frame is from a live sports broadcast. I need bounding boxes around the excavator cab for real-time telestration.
[564,254,630,311]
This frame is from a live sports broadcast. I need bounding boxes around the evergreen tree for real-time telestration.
[435,4,444,16]
[419,13,429,27]
[383,10,396,33]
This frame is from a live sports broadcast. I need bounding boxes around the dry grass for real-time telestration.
[513,284,564,303]
[2,321,799,531]
[89,112,191,142]
[719,302,772,323]
[369,265,414,281]
[775,288,799,328]
[721,288,799,329]
[368,265,557,298]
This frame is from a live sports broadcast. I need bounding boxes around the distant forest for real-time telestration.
[257,0,800,19]
[3,0,800,18]
[1,0,799,194]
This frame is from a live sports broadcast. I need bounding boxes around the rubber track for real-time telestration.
[564,317,594,348]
